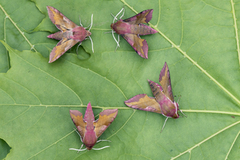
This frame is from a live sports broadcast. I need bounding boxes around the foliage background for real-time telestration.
[0,0,240,159]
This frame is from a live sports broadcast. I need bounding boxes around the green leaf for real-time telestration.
[0,0,240,159]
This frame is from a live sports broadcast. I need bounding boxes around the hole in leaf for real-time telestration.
[0,138,11,159]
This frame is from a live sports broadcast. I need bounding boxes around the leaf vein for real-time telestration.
[0,4,37,52]
[230,0,240,66]
[4,76,42,104]
[68,61,127,100]
[225,130,240,160]
[171,120,240,159]
[27,130,74,159]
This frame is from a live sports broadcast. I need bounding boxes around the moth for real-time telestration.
[47,6,94,63]
[110,8,157,59]
[125,62,185,132]
[69,102,118,151]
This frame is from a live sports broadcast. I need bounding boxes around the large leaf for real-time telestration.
[0,0,240,159]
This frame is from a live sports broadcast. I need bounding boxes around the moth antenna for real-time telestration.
[84,14,93,30]
[96,139,111,143]
[111,8,124,50]
[119,8,125,19]
[76,42,82,55]
[92,139,111,150]
[88,36,94,53]
[69,144,87,152]
[88,14,93,31]
[176,96,186,117]
[112,8,124,23]
[92,146,110,150]
[111,13,118,21]
[160,117,169,133]
[79,16,83,27]
[73,128,83,142]
[112,30,120,49]
[179,109,187,117]
[177,95,181,103]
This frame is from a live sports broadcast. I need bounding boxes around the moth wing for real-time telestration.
[148,80,165,102]
[93,109,118,138]
[123,9,153,25]
[148,80,178,117]
[159,62,174,101]
[49,38,78,63]
[69,110,86,139]
[122,34,148,59]
[125,94,162,114]
[47,6,77,31]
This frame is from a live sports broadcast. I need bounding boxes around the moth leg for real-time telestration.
[112,8,124,23]
[111,8,124,50]
[79,16,83,27]
[69,129,87,152]
[115,35,120,51]
[112,30,120,49]
[78,144,86,152]
[82,33,94,53]
[96,139,111,143]
[85,14,93,31]
[69,143,87,152]
[89,14,93,31]
[88,36,94,53]
[92,146,110,150]
[84,14,94,53]
[160,117,169,133]
[119,8,125,19]
[73,128,84,143]
[76,42,82,55]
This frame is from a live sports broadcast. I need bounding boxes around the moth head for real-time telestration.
[85,143,95,150]
[172,102,180,119]
[175,96,186,118]
[110,23,114,29]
